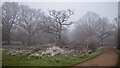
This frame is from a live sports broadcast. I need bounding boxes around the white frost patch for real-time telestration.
[41,46,66,57]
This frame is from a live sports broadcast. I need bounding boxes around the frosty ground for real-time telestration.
[2,45,102,66]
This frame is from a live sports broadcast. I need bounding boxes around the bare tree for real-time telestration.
[17,5,44,45]
[40,9,74,45]
[72,12,100,45]
[0,5,1,62]
[73,12,113,46]
[96,17,112,46]
[117,1,120,50]
[2,2,19,45]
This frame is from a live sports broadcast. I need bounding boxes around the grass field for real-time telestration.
[2,49,102,66]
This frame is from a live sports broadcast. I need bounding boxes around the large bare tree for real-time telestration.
[17,5,44,45]
[2,2,19,45]
[40,9,74,45]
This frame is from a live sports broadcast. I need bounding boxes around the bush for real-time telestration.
[86,35,99,51]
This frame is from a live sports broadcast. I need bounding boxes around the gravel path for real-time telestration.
[75,46,118,66]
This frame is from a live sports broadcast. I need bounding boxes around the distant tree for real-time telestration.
[96,17,112,46]
[40,9,74,45]
[73,12,112,46]
[73,12,100,45]
[2,2,19,45]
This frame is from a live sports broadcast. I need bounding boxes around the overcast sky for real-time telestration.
[19,2,118,23]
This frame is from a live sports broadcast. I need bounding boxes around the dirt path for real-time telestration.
[75,46,118,66]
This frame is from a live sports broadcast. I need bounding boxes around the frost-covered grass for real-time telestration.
[2,47,102,66]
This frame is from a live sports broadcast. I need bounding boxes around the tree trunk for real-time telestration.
[27,36,32,45]
[100,38,103,46]
[55,31,59,46]
[118,1,120,50]
[7,31,10,45]
[56,35,62,45]
[55,34,59,45]
[55,31,62,46]
[118,27,120,50]
[58,31,62,45]
[27,32,32,46]
[55,24,62,46]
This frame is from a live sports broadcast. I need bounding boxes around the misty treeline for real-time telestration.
[2,2,118,49]
[117,2,120,50]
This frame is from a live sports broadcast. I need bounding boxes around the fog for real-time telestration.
[1,2,120,66]
[2,2,118,48]
[19,2,118,22]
